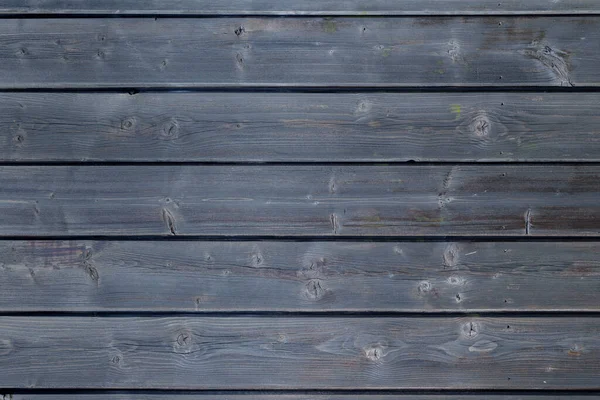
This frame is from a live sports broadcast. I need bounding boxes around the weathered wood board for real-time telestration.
[1,240,599,312]
[1,17,599,88]
[0,165,598,237]
[0,316,598,389]
[3,92,600,162]
[2,0,599,15]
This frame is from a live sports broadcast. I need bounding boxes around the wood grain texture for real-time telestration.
[2,0,599,15]
[4,396,600,400]
[3,92,600,162]
[0,165,598,237]
[0,316,598,389]
[2,241,600,312]
[1,17,599,88]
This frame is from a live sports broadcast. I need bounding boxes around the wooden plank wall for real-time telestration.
[0,2,599,399]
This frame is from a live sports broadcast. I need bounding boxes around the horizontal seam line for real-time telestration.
[0,87,600,93]
[0,13,600,17]
[1,161,600,166]
[2,388,600,393]
[0,236,599,241]
[1,311,600,317]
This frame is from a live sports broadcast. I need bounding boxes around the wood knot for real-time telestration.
[234,26,245,36]
[111,354,122,365]
[447,276,465,286]
[305,279,326,300]
[174,331,193,353]
[277,334,288,343]
[177,332,190,346]
[251,250,263,266]
[568,344,582,357]
[81,247,99,284]
[161,208,177,235]
[365,345,385,361]
[355,100,372,114]
[13,134,25,145]
[162,119,179,139]
[438,194,451,209]
[522,42,573,87]
[417,280,431,294]
[525,208,532,235]
[470,112,490,137]
[300,257,326,280]
[121,117,136,131]
[443,243,459,268]
[236,53,244,68]
[84,264,100,283]
[461,321,480,338]
[329,213,340,235]
[328,176,337,194]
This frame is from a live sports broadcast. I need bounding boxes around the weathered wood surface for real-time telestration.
[1,17,599,88]
[2,241,600,312]
[4,396,599,400]
[0,316,598,389]
[0,165,598,237]
[2,0,599,15]
[4,92,600,162]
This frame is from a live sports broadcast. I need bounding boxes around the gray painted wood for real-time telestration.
[0,165,598,237]
[0,316,598,389]
[1,0,599,15]
[3,92,600,162]
[1,17,599,88]
[2,241,600,312]
[5,395,600,400]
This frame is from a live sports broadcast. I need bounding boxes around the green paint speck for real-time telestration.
[434,68,445,75]
[450,104,462,120]
[382,48,392,57]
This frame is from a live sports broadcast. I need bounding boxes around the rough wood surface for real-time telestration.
[3,92,600,162]
[0,316,598,389]
[1,17,599,88]
[0,165,598,237]
[2,0,599,15]
[1,240,599,312]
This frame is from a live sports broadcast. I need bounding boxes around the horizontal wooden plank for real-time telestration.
[2,241,600,312]
[4,92,600,162]
[0,316,598,389]
[0,165,599,237]
[4,395,599,400]
[2,0,600,15]
[1,17,599,88]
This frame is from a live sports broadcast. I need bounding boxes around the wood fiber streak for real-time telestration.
[1,241,599,312]
[3,92,600,162]
[0,17,599,88]
[2,0,600,15]
[0,317,598,389]
[0,165,598,237]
